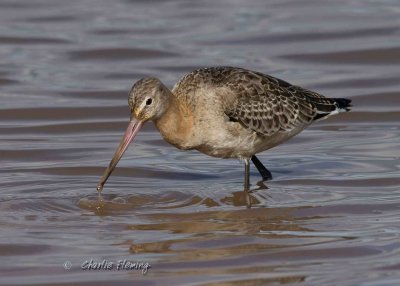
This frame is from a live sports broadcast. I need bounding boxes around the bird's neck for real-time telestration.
[153,93,194,149]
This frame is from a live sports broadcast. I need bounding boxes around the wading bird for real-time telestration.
[97,67,351,192]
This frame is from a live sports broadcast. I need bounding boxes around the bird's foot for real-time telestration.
[259,169,273,181]
[251,155,273,181]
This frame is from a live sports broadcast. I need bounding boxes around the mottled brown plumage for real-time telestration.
[173,67,349,137]
[97,66,351,192]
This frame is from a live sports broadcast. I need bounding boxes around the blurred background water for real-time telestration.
[0,0,399,285]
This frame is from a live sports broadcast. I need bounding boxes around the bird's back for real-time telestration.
[173,67,351,137]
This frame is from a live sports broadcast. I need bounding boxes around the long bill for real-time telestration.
[96,118,143,193]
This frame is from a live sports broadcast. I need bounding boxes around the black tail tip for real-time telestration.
[333,98,352,111]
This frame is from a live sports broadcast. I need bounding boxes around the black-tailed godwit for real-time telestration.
[97,67,351,192]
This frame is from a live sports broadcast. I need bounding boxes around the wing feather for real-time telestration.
[219,69,342,136]
[224,74,317,136]
[173,67,346,136]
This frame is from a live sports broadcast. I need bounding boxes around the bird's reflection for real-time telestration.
[221,179,270,208]
[127,198,318,264]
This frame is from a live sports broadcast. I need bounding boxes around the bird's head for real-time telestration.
[96,77,170,192]
[128,77,170,122]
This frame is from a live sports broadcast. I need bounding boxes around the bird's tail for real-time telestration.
[312,97,352,121]
[332,98,352,112]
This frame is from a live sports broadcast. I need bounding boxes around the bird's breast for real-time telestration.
[154,103,197,150]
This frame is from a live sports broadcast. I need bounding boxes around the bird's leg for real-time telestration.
[251,155,273,181]
[244,158,250,191]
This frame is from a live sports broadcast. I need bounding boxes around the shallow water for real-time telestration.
[1,0,400,285]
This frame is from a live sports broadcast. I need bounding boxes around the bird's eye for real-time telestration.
[146,98,153,105]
